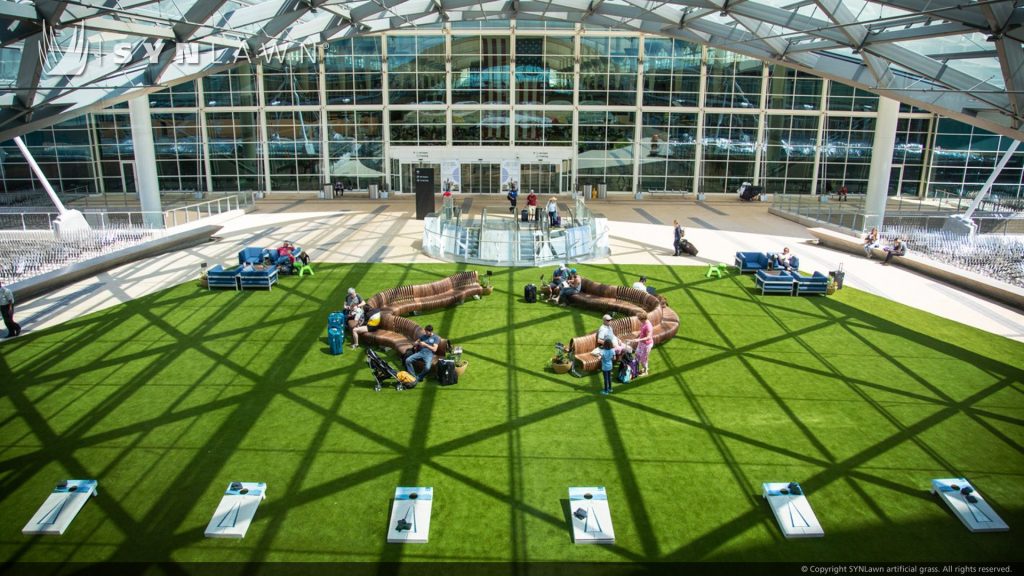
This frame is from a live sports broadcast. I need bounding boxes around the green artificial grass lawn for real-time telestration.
[1,263,1022,565]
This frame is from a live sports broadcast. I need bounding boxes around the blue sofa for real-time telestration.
[207,265,239,290]
[238,247,271,265]
[736,251,770,273]
[794,272,829,295]
[735,251,800,273]
[755,269,798,296]
[240,267,278,290]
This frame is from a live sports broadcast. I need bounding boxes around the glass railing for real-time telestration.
[0,192,254,231]
[771,193,1024,236]
[423,195,609,266]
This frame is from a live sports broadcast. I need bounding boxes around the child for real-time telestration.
[600,338,615,395]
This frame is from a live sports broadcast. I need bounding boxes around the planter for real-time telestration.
[551,361,572,374]
[455,362,468,378]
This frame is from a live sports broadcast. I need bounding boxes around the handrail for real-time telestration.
[0,193,252,231]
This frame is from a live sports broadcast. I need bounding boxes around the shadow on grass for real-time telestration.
[0,262,1021,566]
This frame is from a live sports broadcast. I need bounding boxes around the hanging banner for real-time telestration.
[440,160,461,193]
[501,161,521,193]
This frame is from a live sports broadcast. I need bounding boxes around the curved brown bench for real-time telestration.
[565,279,679,373]
[360,271,483,369]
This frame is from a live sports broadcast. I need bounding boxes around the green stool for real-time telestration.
[705,263,727,278]
[296,261,314,276]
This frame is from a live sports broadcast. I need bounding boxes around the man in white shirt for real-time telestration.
[632,276,648,291]
[0,281,21,338]
[596,314,620,350]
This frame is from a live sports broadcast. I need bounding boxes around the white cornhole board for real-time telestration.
[22,480,98,535]
[568,486,615,544]
[387,487,433,543]
[204,482,266,539]
[762,482,824,539]
[930,478,1008,533]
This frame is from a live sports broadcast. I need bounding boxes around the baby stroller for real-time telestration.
[366,348,417,391]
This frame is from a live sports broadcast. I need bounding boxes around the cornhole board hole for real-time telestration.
[568,486,615,544]
[387,487,433,543]
[762,482,824,538]
[205,482,266,539]
[22,480,98,535]
[931,478,1008,533]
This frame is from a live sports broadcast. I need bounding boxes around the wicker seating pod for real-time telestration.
[360,271,483,368]
[565,279,679,373]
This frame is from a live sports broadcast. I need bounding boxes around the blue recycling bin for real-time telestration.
[328,326,345,355]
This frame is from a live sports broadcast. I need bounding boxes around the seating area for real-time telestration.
[754,269,829,296]
[735,251,800,274]
[206,264,279,291]
[564,279,680,373]
[360,271,484,369]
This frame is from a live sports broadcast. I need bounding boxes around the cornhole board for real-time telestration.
[204,482,266,539]
[762,482,824,538]
[568,486,615,544]
[387,487,433,543]
[22,480,98,535]
[931,478,1008,533]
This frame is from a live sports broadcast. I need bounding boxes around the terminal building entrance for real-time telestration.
[397,162,566,195]
[390,147,574,195]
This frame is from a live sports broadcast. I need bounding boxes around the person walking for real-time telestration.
[673,220,684,256]
[547,197,559,226]
[507,181,518,214]
[0,281,21,338]
[526,189,538,221]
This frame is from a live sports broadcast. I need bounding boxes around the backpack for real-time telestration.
[396,371,418,389]
[437,359,458,386]
[524,283,537,303]
[617,362,633,384]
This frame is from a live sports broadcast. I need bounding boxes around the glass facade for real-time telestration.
[2,28,1021,200]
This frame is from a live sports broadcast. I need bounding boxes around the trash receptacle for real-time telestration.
[328,326,345,355]
[597,183,607,199]
[369,184,379,200]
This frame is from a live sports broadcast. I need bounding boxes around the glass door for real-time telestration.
[460,163,501,193]
[520,163,558,195]
[121,161,136,194]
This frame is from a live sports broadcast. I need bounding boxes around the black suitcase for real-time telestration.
[521,209,529,222]
[681,239,698,256]
[524,283,537,303]
[437,359,458,386]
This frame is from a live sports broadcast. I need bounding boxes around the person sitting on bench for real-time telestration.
[774,247,796,271]
[404,325,440,383]
[882,238,906,265]
[556,269,581,306]
[547,265,568,302]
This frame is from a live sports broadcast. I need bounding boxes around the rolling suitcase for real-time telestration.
[524,283,537,303]
[680,239,699,256]
[521,209,529,222]
[327,327,345,355]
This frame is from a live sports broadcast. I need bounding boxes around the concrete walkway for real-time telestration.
[9,195,1024,343]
